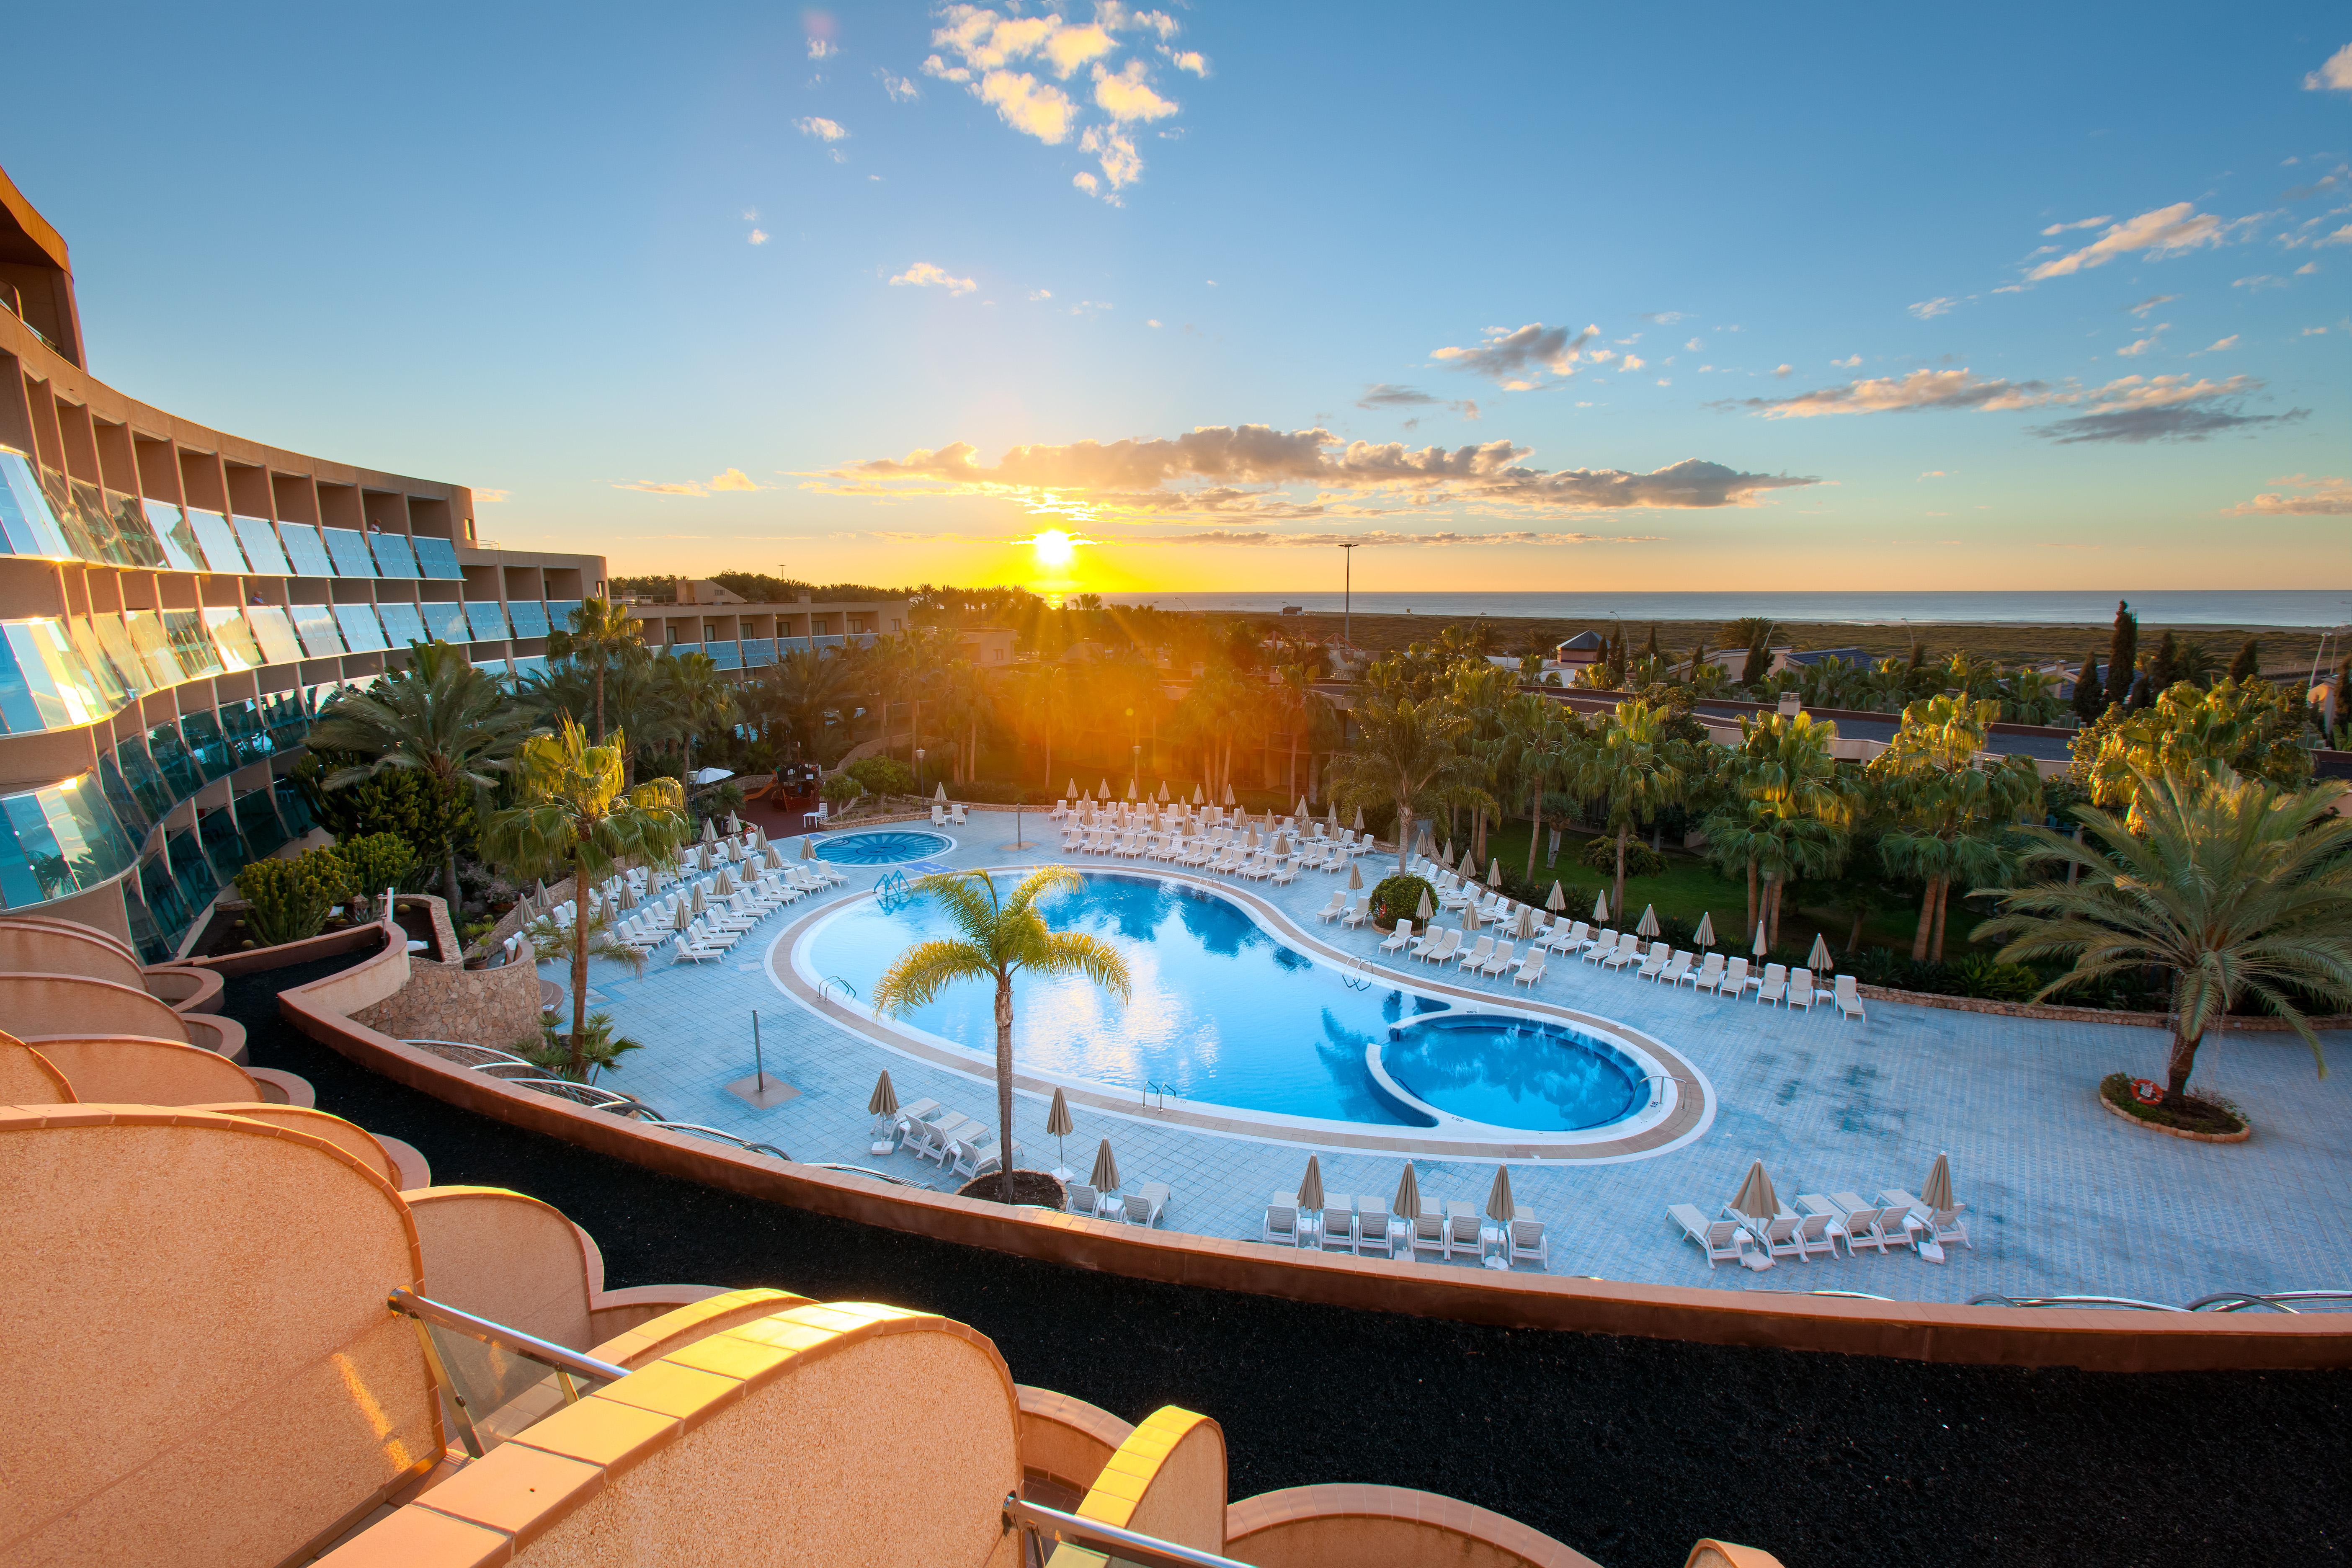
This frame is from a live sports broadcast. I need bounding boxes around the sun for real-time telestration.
[1032,529,1076,568]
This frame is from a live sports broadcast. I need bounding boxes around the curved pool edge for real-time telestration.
[807,827,959,866]
[768,863,1718,1162]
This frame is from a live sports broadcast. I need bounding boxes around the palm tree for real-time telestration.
[1569,698,1692,921]
[480,717,692,1072]
[308,640,538,911]
[523,642,678,786]
[1014,662,1073,791]
[928,658,996,784]
[1979,768,2352,1098]
[753,646,856,764]
[1491,693,1577,882]
[870,868,1131,1202]
[546,596,647,743]
[1326,692,1488,874]
[1871,696,2040,961]
[1716,710,1855,946]
[658,651,738,792]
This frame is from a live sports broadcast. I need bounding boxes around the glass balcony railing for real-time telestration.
[279,522,335,578]
[419,601,469,642]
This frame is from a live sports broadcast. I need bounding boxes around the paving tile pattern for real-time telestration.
[558,815,2352,1308]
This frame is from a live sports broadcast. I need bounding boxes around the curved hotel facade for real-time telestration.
[0,166,604,960]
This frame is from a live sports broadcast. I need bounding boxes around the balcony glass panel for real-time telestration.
[162,610,225,681]
[706,641,742,671]
[374,601,427,648]
[98,487,167,568]
[219,698,270,768]
[278,523,335,578]
[139,849,196,949]
[141,499,206,573]
[247,606,304,666]
[262,689,309,750]
[290,605,346,658]
[370,532,420,578]
[667,641,704,660]
[40,471,98,561]
[232,515,293,576]
[273,774,315,838]
[471,658,511,679]
[235,787,287,862]
[166,827,220,914]
[505,600,550,640]
[322,526,378,577]
[464,601,511,641]
[742,639,777,667]
[203,607,267,672]
[98,751,147,837]
[0,619,114,732]
[146,721,203,799]
[115,735,174,823]
[122,872,173,965]
[545,600,583,633]
[198,805,245,884]
[413,535,463,579]
[122,611,188,690]
[180,709,235,782]
[509,655,549,682]
[186,508,250,574]
[418,601,469,642]
[79,615,151,698]
[334,604,390,653]
[0,447,74,557]
[0,775,139,910]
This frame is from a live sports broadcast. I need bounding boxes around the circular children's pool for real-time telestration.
[1381,1015,1643,1132]
[809,830,954,866]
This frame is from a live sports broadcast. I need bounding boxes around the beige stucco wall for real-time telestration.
[0,973,189,1043]
[0,917,145,987]
[0,1107,438,1568]
[1225,1485,1603,1568]
[0,1036,73,1104]
[588,1288,815,1370]
[1062,1406,1228,1562]
[188,1103,401,1186]
[405,1186,598,1352]
[26,1034,257,1105]
[1017,1385,1134,1503]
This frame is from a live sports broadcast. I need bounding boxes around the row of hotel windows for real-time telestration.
[0,446,465,578]
[0,600,581,736]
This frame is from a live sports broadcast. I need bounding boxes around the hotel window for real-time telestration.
[0,447,74,557]
[412,535,464,579]
[278,523,336,578]
[464,601,511,642]
[333,604,390,653]
[375,602,427,648]
[418,601,469,642]
[322,526,377,577]
[289,605,347,658]
[245,606,304,667]
[140,500,206,574]
[369,532,420,578]
[232,515,294,576]
[185,510,249,574]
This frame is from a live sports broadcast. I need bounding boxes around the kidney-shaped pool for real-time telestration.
[794,869,1682,1140]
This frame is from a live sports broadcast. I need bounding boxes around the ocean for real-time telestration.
[1093,590,2352,628]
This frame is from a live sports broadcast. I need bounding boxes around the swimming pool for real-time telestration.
[810,830,954,865]
[795,869,1664,1137]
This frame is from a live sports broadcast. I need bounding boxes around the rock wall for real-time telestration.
[354,895,543,1050]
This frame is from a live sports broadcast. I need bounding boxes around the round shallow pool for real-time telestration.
[809,830,954,866]
[1382,1015,1642,1131]
[798,869,1662,1136]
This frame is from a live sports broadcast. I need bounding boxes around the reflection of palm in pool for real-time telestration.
[1382,1019,1639,1131]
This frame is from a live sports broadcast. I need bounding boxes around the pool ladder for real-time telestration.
[1142,1079,1178,1111]
[818,975,859,1007]
[1640,1072,1694,1110]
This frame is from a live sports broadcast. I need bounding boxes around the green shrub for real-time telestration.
[820,771,866,806]
[1368,873,1436,931]
[334,832,422,901]
[1947,953,2042,1002]
[236,847,348,946]
[846,756,917,797]
[1578,834,1667,879]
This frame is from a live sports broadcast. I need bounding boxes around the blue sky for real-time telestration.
[4,3,2347,595]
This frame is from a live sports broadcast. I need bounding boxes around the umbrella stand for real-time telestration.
[726,1008,801,1109]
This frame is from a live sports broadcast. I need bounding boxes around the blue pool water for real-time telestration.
[800,871,1645,1131]
[811,830,954,865]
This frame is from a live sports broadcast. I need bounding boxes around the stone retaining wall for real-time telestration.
[350,895,543,1050]
[1854,982,2352,1034]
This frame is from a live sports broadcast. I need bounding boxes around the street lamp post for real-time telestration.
[1338,542,1360,665]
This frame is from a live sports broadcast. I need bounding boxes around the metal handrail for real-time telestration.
[2186,1290,2352,1313]
[389,1287,629,1382]
[806,1161,926,1187]
[1968,1293,2189,1313]
[1004,1493,1253,1568]
[641,1119,790,1159]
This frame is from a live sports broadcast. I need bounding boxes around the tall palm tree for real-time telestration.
[1734,710,1857,944]
[928,658,997,784]
[658,651,739,791]
[1569,698,1692,921]
[870,868,1131,1202]
[1979,768,2352,1097]
[1491,693,1577,882]
[1270,663,1332,805]
[546,596,647,743]
[1327,692,1489,874]
[754,645,856,764]
[480,717,691,1072]
[1014,662,1073,790]
[1871,696,2041,961]
[523,642,678,786]
[308,640,538,910]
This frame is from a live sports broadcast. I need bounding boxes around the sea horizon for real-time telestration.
[1091,589,2352,629]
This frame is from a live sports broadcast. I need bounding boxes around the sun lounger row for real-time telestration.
[883,1100,1022,1181]
[1063,1178,1175,1228]
[1260,1191,1549,1270]
[1669,1190,1968,1269]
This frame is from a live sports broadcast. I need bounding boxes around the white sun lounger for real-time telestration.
[1787,967,1818,1012]
[1834,974,1867,1021]
[1261,1202,1304,1247]
[1655,950,1692,986]
[1511,949,1547,987]
[1793,1212,1838,1261]
[1684,952,1724,993]
[1632,943,1670,981]
[1454,935,1495,972]
[1353,1196,1395,1257]
[1755,963,1788,1006]
[1341,895,1372,928]
[1507,1217,1548,1270]
[1582,928,1619,965]
[1417,929,1460,965]
[1124,1183,1171,1228]
[1380,919,1414,954]
[1669,1203,1749,1268]
[1479,940,1516,978]
[1410,1207,1448,1260]
[1740,1211,1805,1262]
[1719,957,1751,997]
[1602,933,1643,970]
[1318,1199,1358,1251]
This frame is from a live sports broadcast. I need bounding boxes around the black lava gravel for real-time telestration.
[230,957,2347,1568]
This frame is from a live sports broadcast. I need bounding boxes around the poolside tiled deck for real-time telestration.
[551,811,2352,1307]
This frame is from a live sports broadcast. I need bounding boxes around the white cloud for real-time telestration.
[1919,470,1948,479]
[1622,355,1647,371]
[613,468,772,497]
[1073,172,1100,196]
[922,53,971,83]
[808,37,836,60]
[793,116,849,142]
[978,69,1076,142]
[2224,474,2352,515]
[1093,59,1179,121]
[1774,364,1793,378]
[2029,374,2301,445]
[2303,42,2352,93]
[474,488,510,504]
[1735,369,2058,418]
[1684,336,1703,351]
[2303,325,2330,335]
[889,261,977,295]
[2198,335,2239,353]
[2297,261,2321,275]
[2127,293,2178,317]
[1908,295,1971,319]
[1831,354,1862,368]
[741,206,758,221]
[2027,202,2230,280]
[1162,47,1208,75]
[1078,124,1143,196]
[748,228,769,245]
[2233,274,2288,290]
[1028,289,1053,301]
[878,70,921,102]
[1147,318,1161,328]
[1045,23,1117,77]
[2116,325,2167,356]
[1428,322,1599,384]
[2039,214,2115,235]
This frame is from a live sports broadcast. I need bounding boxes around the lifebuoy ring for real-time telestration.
[2130,1078,2165,1106]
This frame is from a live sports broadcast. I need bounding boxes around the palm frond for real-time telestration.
[872,938,998,1016]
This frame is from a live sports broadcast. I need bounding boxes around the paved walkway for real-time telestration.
[550,811,2352,1307]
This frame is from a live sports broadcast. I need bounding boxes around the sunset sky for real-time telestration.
[5,4,2348,596]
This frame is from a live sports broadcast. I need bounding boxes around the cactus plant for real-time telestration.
[235,846,348,946]
[332,831,421,906]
